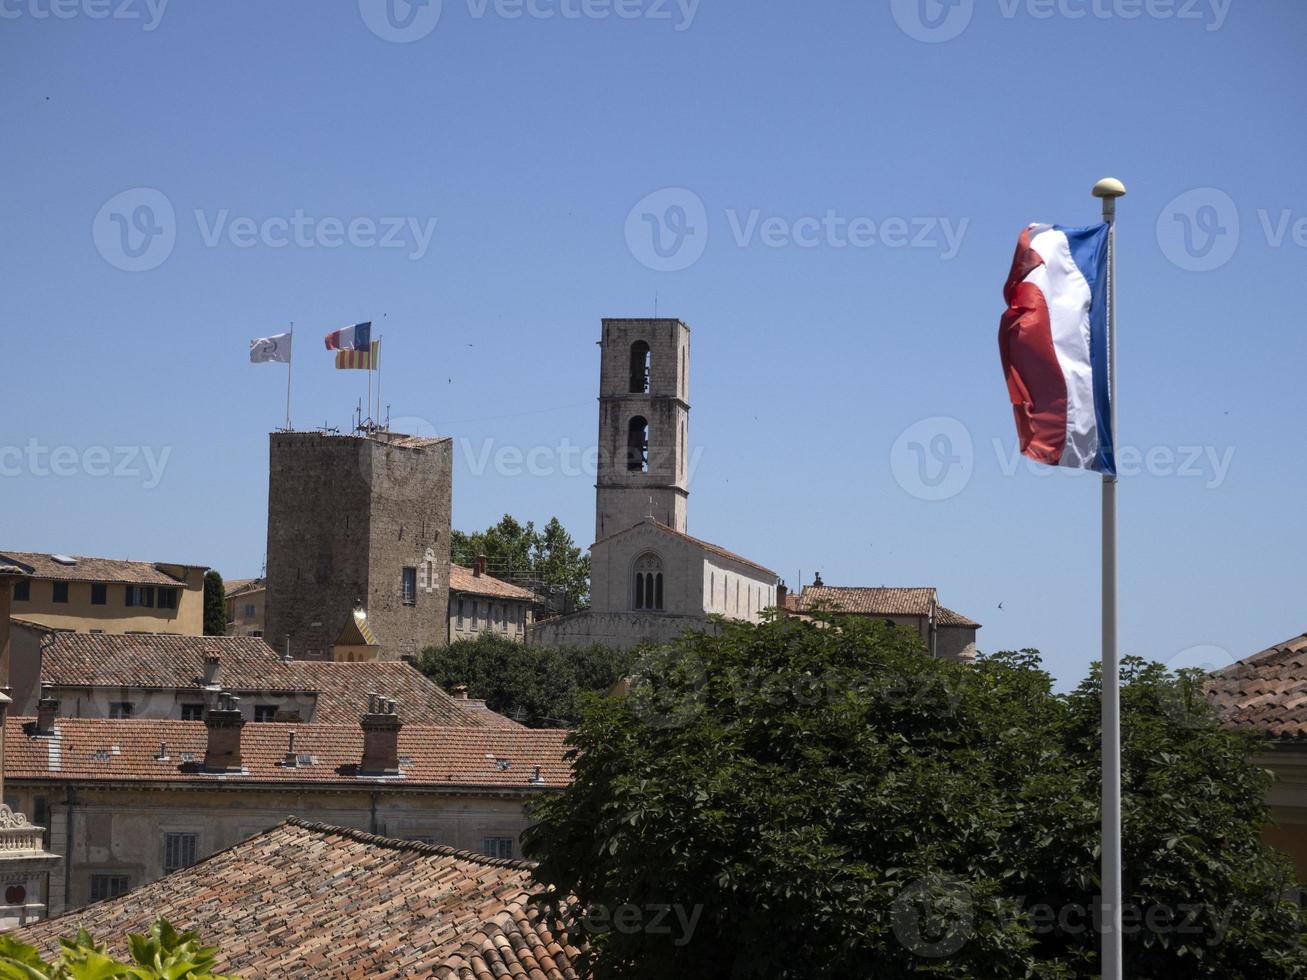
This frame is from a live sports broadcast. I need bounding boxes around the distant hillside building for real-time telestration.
[224,577,265,637]
[0,552,206,636]
[264,431,453,662]
[532,319,777,650]
[447,559,537,644]
[781,581,981,663]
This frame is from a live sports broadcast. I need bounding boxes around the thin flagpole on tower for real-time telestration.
[1093,175,1125,980]
[285,322,294,431]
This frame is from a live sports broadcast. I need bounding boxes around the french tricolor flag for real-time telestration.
[324,321,372,352]
[999,223,1114,475]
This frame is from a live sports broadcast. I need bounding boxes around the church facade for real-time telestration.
[531,318,778,650]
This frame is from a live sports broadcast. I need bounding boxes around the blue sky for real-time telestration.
[3,0,1304,688]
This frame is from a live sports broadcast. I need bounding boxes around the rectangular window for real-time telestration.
[89,875,130,903]
[243,603,255,618]
[90,583,107,605]
[125,585,155,608]
[179,703,204,721]
[52,581,69,604]
[482,836,515,859]
[109,702,134,719]
[13,579,29,602]
[472,601,480,630]
[163,832,198,874]
[401,567,417,605]
[254,705,278,723]
[457,599,465,629]
[156,587,178,610]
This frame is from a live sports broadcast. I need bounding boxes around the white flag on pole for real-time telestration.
[250,332,293,364]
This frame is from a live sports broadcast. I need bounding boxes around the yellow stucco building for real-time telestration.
[0,552,206,636]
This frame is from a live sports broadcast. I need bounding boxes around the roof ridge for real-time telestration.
[281,816,540,871]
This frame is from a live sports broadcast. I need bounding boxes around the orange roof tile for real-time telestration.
[0,551,202,586]
[6,717,570,788]
[1207,632,1307,739]
[15,818,584,978]
[449,564,537,601]
[796,586,937,617]
[31,632,520,728]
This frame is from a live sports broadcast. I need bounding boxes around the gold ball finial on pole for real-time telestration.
[1092,177,1127,199]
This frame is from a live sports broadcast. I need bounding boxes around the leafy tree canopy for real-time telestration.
[0,918,237,979]
[524,617,1306,978]
[452,515,590,609]
[419,634,632,728]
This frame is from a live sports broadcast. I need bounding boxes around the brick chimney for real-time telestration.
[35,691,59,736]
[360,693,402,775]
[203,692,245,772]
[452,684,469,700]
[776,581,788,614]
[473,555,487,578]
[203,654,221,687]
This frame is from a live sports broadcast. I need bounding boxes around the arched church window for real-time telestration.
[626,416,649,472]
[633,552,664,611]
[630,341,651,393]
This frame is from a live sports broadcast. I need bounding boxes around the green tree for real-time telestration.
[418,634,632,728]
[202,570,226,637]
[523,617,1307,978]
[0,918,237,979]
[452,514,590,608]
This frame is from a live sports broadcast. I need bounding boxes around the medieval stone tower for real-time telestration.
[595,318,690,541]
[265,430,452,662]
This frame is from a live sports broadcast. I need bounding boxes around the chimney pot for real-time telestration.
[453,684,469,700]
[474,555,486,577]
[360,698,403,775]
[203,691,245,772]
[776,582,788,613]
[283,730,298,767]
[36,694,60,736]
[203,654,221,686]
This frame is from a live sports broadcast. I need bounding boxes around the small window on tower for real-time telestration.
[626,416,649,473]
[629,340,651,393]
[402,567,417,605]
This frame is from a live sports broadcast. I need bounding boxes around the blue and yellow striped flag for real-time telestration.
[335,340,379,370]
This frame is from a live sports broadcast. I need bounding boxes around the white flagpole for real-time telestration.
[1093,175,1125,980]
[285,322,294,431]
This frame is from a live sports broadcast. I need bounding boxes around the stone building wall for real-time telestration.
[265,432,451,661]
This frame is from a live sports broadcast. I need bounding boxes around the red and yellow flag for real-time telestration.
[335,340,379,370]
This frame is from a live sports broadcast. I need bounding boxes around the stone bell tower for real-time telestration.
[595,318,690,541]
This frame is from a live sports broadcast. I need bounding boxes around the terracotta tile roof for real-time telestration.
[795,585,937,617]
[15,818,583,978]
[223,577,265,598]
[33,632,519,728]
[449,564,537,601]
[1206,632,1307,740]
[6,717,571,788]
[593,519,776,578]
[0,551,201,586]
[937,605,982,629]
